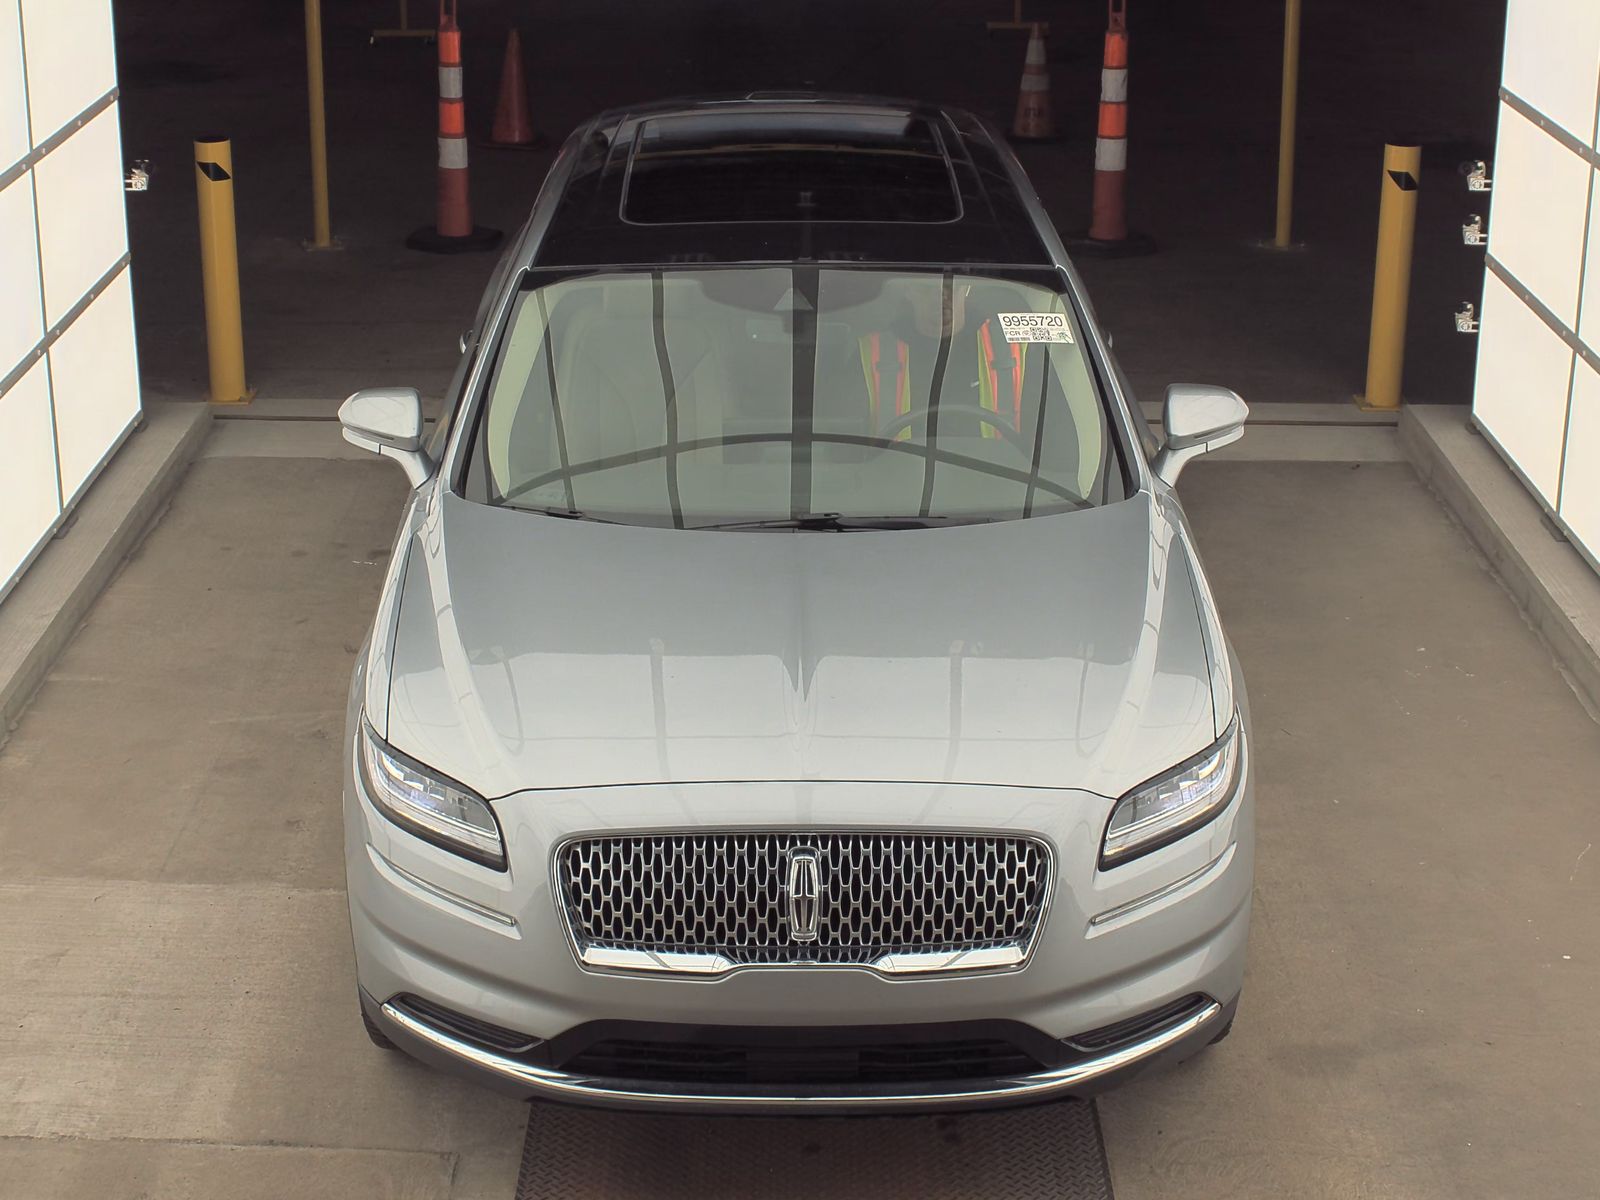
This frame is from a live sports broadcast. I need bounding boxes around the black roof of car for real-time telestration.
[530,95,1054,271]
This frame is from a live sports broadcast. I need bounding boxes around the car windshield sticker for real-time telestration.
[997,312,1074,344]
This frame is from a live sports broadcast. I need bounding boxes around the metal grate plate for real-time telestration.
[515,1100,1113,1199]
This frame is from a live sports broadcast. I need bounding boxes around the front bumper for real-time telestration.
[345,742,1253,1112]
[362,986,1236,1113]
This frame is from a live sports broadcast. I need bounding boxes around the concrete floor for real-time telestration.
[1107,461,1600,1199]
[0,455,527,1198]
[2,431,1596,1197]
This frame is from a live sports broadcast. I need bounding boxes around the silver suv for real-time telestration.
[340,95,1252,1111]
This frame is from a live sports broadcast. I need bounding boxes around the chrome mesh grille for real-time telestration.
[558,832,1049,968]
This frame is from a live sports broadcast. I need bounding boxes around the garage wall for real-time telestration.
[1474,0,1600,570]
[0,0,141,602]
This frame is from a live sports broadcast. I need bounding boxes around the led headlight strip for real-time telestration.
[1101,715,1243,868]
[358,721,506,870]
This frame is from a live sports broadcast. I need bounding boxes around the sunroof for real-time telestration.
[623,111,961,225]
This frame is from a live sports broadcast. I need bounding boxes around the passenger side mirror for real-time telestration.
[339,387,434,488]
[1152,384,1248,487]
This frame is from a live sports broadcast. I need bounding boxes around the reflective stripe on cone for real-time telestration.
[1094,138,1127,172]
[438,137,468,170]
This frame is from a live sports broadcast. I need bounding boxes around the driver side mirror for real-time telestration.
[1152,384,1248,486]
[338,387,434,488]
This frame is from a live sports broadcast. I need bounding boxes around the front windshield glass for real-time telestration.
[465,268,1126,528]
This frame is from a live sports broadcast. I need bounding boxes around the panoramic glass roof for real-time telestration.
[624,112,961,225]
[531,102,1055,268]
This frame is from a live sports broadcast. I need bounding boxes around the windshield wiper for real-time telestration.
[511,506,624,525]
[698,513,962,532]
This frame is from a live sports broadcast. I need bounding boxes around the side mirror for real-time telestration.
[338,387,434,488]
[1152,384,1249,486]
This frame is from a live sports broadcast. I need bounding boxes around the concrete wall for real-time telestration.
[1474,0,1600,571]
[0,0,141,602]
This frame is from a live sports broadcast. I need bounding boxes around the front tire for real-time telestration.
[1207,1017,1234,1046]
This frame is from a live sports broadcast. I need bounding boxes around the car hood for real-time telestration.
[380,490,1218,799]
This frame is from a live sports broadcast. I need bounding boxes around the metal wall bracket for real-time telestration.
[1455,302,1480,334]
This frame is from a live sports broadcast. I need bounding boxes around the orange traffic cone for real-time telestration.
[488,29,546,149]
[1011,23,1054,141]
[1088,3,1130,242]
[407,0,501,253]
[1069,1,1154,256]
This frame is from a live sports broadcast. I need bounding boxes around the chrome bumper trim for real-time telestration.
[577,941,1028,977]
[378,997,1222,1112]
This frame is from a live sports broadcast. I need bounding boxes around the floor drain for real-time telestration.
[516,1099,1113,1199]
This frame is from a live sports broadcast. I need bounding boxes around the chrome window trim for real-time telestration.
[549,827,1055,979]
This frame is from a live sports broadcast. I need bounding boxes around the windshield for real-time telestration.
[463,268,1126,528]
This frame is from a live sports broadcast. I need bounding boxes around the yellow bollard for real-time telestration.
[1357,144,1422,411]
[304,0,337,249]
[1273,0,1302,248]
[194,136,252,404]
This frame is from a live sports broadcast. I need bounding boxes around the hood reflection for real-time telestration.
[385,492,1215,800]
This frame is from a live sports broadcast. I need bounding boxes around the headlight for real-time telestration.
[357,721,506,870]
[1101,715,1243,868]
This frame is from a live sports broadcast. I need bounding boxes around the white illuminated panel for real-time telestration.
[1501,0,1600,146]
[0,176,43,374]
[1580,171,1600,352]
[1560,360,1600,556]
[1485,103,1590,329]
[1474,2,1600,570]
[32,102,127,327]
[0,0,27,171]
[1472,271,1572,507]
[0,360,61,592]
[18,0,117,143]
[48,269,139,504]
[0,0,141,606]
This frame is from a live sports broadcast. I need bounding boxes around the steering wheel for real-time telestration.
[877,404,1030,454]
